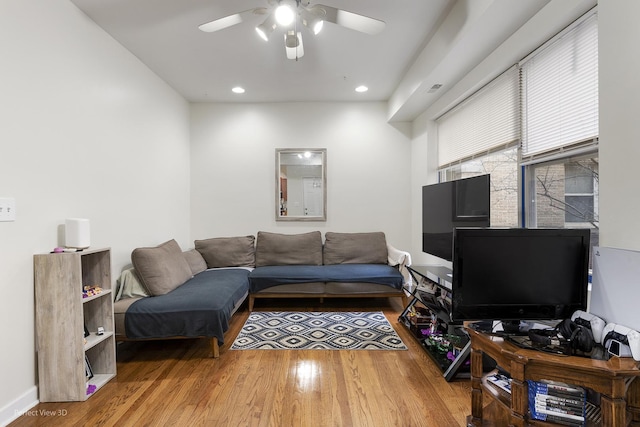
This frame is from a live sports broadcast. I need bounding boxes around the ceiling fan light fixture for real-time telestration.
[284,31,304,59]
[301,8,324,35]
[255,14,277,41]
[284,31,300,48]
[275,4,295,27]
[313,20,324,35]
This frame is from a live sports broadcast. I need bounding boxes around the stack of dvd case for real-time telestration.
[528,380,586,426]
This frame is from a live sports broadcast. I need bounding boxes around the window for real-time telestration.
[437,67,520,168]
[528,155,598,227]
[564,160,598,224]
[527,155,599,255]
[520,12,598,162]
[521,10,599,261]
[435,8,598,249]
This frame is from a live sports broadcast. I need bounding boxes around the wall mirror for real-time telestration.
[276,148,326,221]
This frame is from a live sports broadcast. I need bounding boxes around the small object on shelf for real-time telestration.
[82,284,103,298]
[97,326,104,336]
[486,372,512,394]
[86,384,97,396]
[528,379,587,426]
[85,355,94,380]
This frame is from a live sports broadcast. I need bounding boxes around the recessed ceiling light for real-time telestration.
[232,86,245,94]
[355,85,368,93]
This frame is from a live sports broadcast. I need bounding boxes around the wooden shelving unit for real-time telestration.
[34,248,116,402]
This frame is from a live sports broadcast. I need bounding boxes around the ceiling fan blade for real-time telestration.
[198,8,268,33]
[313,4,385,35]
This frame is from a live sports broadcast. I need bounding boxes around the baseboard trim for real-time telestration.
[0,386,38,427]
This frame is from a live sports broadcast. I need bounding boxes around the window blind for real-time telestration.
[520,11,598,160]
[437,66,520,168]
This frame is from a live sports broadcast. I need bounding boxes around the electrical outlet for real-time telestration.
[0,198,16,222]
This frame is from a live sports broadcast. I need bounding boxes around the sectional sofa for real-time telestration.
[113,231,411,357]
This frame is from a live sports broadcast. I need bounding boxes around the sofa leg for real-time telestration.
[248,296,254,312]
[211,337,220,358]
[401,294,408,308]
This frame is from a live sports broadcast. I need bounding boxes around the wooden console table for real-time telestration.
[467,327,640,426]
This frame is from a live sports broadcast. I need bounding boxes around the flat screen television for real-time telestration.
[451,228,591,326]
[422,175,490,261]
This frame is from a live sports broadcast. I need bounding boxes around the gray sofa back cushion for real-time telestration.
[195,235,256,268]
[323,232,388,265]
[255,231,323,267]
[131,239,193,296]
[183,249,208,275]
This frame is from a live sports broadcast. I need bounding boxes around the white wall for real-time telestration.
[597,0,640,251]
[190,102,412,249]
[410,117,442,266]
[0,0,190,423]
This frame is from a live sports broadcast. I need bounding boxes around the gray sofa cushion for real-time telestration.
[131,239,193,296]
[323,232,388,264]
[183,249,207,275]
[195,235,256,268]
[255,231,323,267]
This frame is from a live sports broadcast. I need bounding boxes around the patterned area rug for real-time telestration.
[231,311,407,351]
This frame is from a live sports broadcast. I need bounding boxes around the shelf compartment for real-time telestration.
[82,288,111,303]
[481,371,512,410]
[85,331,114,351]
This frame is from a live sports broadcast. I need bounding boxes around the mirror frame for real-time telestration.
[276,148,327,221]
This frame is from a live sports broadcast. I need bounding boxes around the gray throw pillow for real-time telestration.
[323,232,388,265]
[255,231,323,267]
[183,249,207,275]
[195,235,256,268]
[131,239,193,296]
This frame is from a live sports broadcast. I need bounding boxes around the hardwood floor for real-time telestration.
[11,298,473,426]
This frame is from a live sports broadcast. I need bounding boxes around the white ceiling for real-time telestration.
[69,0,553,121]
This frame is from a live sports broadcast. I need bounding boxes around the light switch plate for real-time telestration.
[0,198,16,221]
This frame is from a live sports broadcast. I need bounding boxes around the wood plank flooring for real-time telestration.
[10,298,473,426]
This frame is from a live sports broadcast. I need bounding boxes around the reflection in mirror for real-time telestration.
[276,149,326,221]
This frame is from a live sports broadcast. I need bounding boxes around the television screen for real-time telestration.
[451,228,590,323]
[422,175,490,261]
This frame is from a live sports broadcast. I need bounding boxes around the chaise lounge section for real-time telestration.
[114,238,253,357]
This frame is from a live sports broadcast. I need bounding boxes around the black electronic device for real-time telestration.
[451,228,591,325]
[421,174,490,261]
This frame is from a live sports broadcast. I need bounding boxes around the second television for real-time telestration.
[422,174,491,261]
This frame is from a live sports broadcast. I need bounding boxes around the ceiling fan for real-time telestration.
[198,0,385,60]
